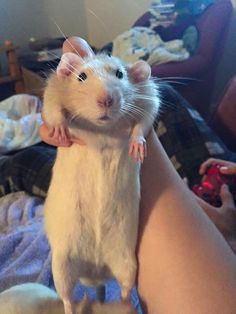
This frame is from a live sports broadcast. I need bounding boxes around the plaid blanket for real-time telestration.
[156,85,236,185]
[0,143,55,198]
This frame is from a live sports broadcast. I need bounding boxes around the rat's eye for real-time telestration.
[116,69,123,79]
[78,72,87,82]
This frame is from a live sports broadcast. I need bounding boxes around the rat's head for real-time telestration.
[56,50,151,129]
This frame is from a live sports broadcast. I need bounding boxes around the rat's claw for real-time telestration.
[140,140,147,162]
[59,125,66,141]
[129,143,134,157]
[139,142,145,163]
[59,125,70,144]
[133,142,138,162]
[49,125,71,146]
[48,127,55,137]
[129,136,146,163]
[52,126,60,139]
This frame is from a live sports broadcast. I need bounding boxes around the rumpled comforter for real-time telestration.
[0,94,42,154]
[112,26,189,65]
[0,192,140,307]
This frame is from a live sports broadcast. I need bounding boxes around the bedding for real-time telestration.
[0,94,42,154]
[0,192,141,311]
[112,26,189,65]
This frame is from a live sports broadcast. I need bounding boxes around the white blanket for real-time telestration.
[0,94,42,154]
[112,26,189,65]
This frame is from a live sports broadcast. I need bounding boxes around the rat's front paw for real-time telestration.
[48,125,71,146]
[129,135,147,163]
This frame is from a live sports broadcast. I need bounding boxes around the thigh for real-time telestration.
[138,130,236,313]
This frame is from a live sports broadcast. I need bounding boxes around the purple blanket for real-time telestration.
[0,192,140,308]
[0,192,51,292]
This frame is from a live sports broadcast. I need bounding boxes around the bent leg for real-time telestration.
[52,251,77,314]
[109,251,137,301]
[137,129,236,314]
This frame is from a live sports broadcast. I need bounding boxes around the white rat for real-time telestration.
[43,42,160,314]
[0,283,135,314]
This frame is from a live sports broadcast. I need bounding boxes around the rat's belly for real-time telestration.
[44,144,140,274]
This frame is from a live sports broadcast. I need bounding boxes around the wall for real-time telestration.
[42,0,88,40]
[0,0,49,52]
[85,0,152,48]
[1,0,149,51]
[0,0,88,52]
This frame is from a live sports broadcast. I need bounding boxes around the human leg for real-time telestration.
[137,129,236,314]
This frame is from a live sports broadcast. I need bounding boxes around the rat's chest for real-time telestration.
[49,143,140,211]
[45,140,141,270]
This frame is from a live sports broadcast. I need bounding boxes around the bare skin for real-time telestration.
[40,37,236,314]
[195,158,236,255]
[39,121,86,147]
[182,158,236,253]
[138,131,236,313]
[199,158,236,176]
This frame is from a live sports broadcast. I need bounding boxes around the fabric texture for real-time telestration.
[0,143,55,198]
[0,192,140,309]
[155,85,235,185]
[0,94,42,154]
[112,26,189,65]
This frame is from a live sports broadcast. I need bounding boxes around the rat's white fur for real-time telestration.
[0,283,136,314]
[43,53,159,314]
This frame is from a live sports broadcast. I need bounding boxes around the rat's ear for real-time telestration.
[62,37,95,58]
[56,52,84,80]
[129,60,151,83]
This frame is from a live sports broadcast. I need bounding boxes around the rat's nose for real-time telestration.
[97,94,113,108]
